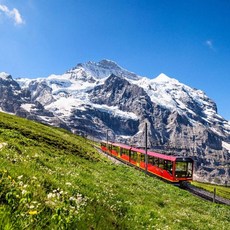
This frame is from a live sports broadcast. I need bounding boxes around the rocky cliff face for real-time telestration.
[0,73,68,129]
[0,60,229,185]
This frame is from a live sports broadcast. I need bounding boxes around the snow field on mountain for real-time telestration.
[93,104,139,120]
[222,141,230,152]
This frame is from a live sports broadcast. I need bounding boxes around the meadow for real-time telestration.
[0,112,229,229]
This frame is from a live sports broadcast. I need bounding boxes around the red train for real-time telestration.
[101,142,193,184]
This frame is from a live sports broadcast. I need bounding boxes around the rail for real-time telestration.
[182,182,230,205]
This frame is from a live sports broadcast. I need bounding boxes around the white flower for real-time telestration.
[17,175,23,180]
[69,196,76,201]
[18,181,23,186]
[47,193,55,199]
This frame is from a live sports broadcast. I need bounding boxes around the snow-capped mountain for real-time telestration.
[1,60,230,185]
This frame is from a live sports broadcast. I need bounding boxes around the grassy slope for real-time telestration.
[0,112,229,229]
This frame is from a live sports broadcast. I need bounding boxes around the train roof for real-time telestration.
[112,142,132,149]
[111,143,176,161]
[101,142,193,162]
[147,151,177,161]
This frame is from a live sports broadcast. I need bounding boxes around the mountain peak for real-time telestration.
[69,60,140,80]
[154,73,179,83]
[0,72,11,80]
[98,59,120,68]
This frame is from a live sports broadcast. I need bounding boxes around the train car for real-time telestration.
[100,141,193,183]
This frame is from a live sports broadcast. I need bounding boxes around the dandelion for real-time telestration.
[28,210,38,215]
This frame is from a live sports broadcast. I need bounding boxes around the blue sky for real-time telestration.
[0,0,229,120]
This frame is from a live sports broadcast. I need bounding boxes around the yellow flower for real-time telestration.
[28,210,38,215]
[8,175,12,180]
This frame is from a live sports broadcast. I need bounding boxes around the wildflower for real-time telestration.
[28,210,38,215]
[47,193,55,199]
[18,175,23,180]
[69,197,75,201]
[18,181,23,186]
[77,193,83,202]
[8,175,12,180]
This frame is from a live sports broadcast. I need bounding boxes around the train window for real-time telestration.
[130,151,137,161]
[140,154,145,162]
[158,159,164,169]
[164,160,173,174]
[112,145,119,153]
[148,156,154,165]
[101,142,106,147]
[153,157,159,166]
[108,144,112,150]
[122,148,129,156]
[175,162,193,178]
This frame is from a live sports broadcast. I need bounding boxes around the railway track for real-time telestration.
[94,145,230,206]
[182,182,230,205]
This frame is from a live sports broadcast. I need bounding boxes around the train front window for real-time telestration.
[164,160,173,174]
[175,161,193,178]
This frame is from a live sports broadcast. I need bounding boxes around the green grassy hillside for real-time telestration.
[0,112,229,229]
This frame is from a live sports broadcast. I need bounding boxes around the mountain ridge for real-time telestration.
[0,60,230,185]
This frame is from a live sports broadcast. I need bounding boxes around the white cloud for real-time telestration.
[0,4,25,25]
[205,40,215,50]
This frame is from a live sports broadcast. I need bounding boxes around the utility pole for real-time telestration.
[213,188,216,203]
[106,129,109,147]
[145,123,148,174]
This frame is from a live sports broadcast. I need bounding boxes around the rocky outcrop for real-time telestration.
[27,80,54,106]
[0,73,67,129]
